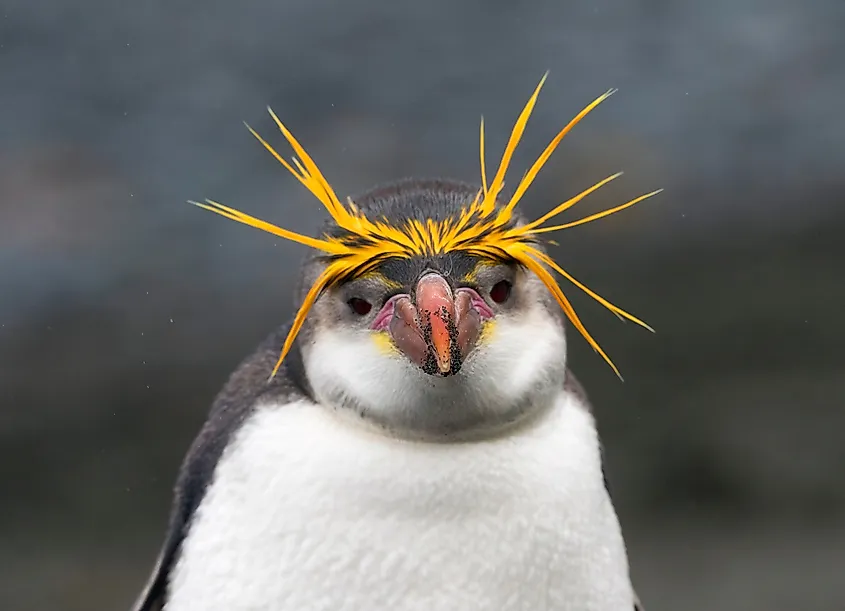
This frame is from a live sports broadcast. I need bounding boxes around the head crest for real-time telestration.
[192,73,662,380]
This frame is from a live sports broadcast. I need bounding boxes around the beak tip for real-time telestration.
[437,358,453,376]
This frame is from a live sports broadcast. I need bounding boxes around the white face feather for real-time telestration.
[303,298,567,438]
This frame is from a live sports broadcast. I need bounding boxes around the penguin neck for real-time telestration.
[315,378,563,444]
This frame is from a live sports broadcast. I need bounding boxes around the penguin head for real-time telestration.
[295,180,570,436]
[192,75,659,437]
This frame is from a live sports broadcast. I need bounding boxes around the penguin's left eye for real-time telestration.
[489,280,512,304]
[348,297,373,316]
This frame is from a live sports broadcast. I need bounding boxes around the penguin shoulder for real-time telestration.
[130,323,310,611]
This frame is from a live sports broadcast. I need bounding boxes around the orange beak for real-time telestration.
[414,273,456,375]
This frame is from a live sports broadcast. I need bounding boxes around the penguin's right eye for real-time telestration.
[347,297,373,316]
[489,280,512,304]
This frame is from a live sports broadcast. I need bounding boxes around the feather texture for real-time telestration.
[191,74,661,379]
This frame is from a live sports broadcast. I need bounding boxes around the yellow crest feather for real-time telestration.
[191,73,662,380]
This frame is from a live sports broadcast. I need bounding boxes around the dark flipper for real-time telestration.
[131,324,311,611]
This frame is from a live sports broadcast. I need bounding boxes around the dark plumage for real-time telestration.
[320,178,512,294]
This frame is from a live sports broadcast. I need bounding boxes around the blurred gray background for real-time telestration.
[1,0,843,609]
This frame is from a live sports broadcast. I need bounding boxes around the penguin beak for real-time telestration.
[385,273,482,377]
[415,273,456,375]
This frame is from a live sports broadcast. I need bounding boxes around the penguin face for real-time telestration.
[194,78,658,390]
[297,182,568,437]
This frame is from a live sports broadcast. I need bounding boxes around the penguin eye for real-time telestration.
[347,297,373,316]
[489,280,512,304]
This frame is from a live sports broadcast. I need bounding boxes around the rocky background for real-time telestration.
[1,1,843,609]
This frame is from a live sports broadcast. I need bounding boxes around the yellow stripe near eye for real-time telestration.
[371,331,400,355]
[478,319,497,343]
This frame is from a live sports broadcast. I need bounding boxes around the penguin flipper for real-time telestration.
[634,593,645,610]
[130,529,172,611]
[130,323,311,611]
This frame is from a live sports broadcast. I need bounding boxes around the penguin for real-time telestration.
[132,75,658,611]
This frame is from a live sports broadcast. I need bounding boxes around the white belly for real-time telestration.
[166,392,634,611]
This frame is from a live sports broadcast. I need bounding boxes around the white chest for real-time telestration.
[166,393,634,611]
